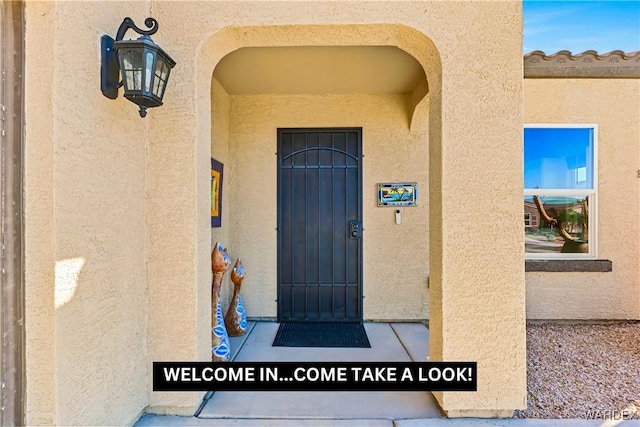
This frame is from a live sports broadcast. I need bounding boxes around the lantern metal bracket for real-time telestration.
[116,17,159,41]
[101,36,120,99]
[100,17,159,99]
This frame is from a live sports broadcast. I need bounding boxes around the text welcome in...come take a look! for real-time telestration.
[153,362,477,392]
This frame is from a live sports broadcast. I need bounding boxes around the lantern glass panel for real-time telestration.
[152,61,163,97]
[144,51,155,94]
[121,50,134,91]
[153,61,167,98]
[160,60,170,81]
[120,48,143,91]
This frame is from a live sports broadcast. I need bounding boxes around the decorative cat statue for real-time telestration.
[224,258,248,337]
[211,242,231,362]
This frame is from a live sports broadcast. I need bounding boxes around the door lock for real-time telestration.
[349,220,362,239]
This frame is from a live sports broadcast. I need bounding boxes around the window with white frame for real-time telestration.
[524,125,597,258]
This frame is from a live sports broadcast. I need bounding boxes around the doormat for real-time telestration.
[272,322,371,348]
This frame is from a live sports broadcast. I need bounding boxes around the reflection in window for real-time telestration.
[524,212,538,228]
[524,126,596,258]
[524,127,594,190]
[524,195,589,255]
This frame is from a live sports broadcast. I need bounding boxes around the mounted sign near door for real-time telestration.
[377,182,418,207]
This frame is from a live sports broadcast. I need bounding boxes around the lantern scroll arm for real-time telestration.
[115,17,159,41]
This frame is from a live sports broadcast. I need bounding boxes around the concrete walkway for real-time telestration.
[135,417,636,426]
[198,322,440,420]
[135,322,637,426]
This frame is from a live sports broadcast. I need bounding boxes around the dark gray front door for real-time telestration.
[277,128,363,322]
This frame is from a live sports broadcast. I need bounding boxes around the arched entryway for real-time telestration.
[145,13,527,416]
[199,26,439,324]
[209,42,432,323]
[197,23,442,415]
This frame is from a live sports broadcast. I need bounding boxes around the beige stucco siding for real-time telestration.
[524,79,640,320]
[24,0,526,422]
[24,2,57,424]
[25,2,150,425]
[224,94,429,320]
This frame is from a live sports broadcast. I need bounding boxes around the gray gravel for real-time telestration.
[514,322,640,419]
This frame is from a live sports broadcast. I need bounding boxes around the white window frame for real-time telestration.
[524,124,598,260]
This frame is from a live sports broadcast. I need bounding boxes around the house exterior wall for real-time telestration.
[23,0,526,423]
[24,2,151,425]
[23,3,56,423]
[223,93,430,321]
[154,0,526,416]
[524,78,640,320]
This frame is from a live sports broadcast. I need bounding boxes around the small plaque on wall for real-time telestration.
[211,158,224,227]
[377,182,418,207]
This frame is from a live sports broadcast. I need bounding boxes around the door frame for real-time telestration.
[0,1,26,425]
[276,127,364,322]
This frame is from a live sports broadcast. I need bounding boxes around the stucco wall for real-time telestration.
[23,0,527,422]
[223,94,429,321]
[184,2,524,416]
[24,2,150,425]
[211,78,232,306]
[24,1,56,424]
[524,79,640,320]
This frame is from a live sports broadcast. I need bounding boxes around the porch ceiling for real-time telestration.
[213,46,426,95]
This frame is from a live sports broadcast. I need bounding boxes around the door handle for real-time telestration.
[349,221,362,239]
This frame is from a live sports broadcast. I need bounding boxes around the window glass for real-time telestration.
[524,126,596,258]
[524,195,589,255]
[524,127,594,189]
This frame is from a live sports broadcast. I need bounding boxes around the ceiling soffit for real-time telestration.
[213,46,427,95]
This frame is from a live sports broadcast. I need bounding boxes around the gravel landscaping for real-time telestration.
[514,322,640,419]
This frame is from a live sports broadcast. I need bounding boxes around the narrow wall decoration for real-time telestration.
[211,242,231,361]
[224,258,248,337]
[211,158,224,227]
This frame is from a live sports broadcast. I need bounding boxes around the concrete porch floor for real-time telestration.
[135,323,631,426]
[138,321,444,424]
[198,322,441,420]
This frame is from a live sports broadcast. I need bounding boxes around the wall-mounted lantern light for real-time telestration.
[101,17,176,118]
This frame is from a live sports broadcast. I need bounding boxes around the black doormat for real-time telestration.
[273,322,371,348]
